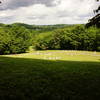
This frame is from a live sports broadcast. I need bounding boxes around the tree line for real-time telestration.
[0,24,100,55]
[34,25,100,51]
[0,23,70,54]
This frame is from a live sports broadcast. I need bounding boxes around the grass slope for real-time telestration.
[0,51,100,100]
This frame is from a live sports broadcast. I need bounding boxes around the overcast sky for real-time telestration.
[0,0,98,25]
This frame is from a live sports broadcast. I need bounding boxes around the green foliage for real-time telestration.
[0,25,32,54]
[34,25,100,51]
[0,23,99,54]
[86,0,100,28]
[0,23,71,54]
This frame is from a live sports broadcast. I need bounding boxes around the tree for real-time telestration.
[86,0,100,28]
[0,25,32,54]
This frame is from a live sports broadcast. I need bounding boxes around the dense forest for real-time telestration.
[0,23,100,54]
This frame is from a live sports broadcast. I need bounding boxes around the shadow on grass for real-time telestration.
[0,56,100,100]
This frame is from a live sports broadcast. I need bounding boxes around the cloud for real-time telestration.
[0,0,98,25]
[0,0,55,10]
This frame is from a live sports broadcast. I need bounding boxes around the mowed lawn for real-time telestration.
[0,50,100,100]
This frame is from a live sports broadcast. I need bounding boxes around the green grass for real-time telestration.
[0,50,100,100]
[3,50,100,62]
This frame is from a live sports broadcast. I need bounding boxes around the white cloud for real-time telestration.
[0,0,98,25]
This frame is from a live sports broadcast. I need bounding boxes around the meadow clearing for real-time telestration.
[0,50,100,100]
[2,50,100,62]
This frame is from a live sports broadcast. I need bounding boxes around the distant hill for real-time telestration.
[0,22,73,32]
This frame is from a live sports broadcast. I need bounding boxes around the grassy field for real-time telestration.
[0,50,100,100]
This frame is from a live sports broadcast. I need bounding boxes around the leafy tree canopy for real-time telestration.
[86,0,100,28]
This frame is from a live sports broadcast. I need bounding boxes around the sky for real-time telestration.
[0,0,98,25]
